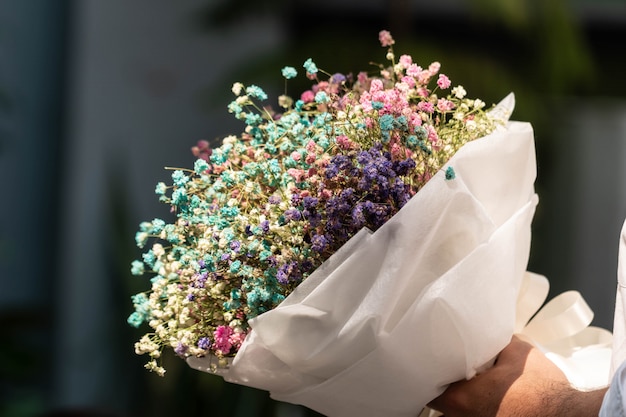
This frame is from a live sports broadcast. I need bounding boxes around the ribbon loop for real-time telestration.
[522,290,594,345]
[517,273,612,390]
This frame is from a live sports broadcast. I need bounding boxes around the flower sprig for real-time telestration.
[128,30,506,376]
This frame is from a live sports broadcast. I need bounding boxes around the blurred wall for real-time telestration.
[53,0,286,415]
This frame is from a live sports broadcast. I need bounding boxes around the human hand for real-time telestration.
[428,335,607,417]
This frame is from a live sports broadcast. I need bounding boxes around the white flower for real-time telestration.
[232,82,244,95]
[236,95,250,105]
[452,85,467,99]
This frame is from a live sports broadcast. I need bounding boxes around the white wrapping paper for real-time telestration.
[187,95,611,416]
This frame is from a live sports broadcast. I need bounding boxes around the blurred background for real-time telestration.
[1,0,625,416]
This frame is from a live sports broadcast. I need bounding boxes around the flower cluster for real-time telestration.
[129,30,506,376]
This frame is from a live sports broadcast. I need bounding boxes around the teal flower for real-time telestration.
[131,260,145,276]
[303,58,318,74]
[379,114,395,131]
[281,66,297,79]
[315,92,329,104]
[151,218,165,233]
[135,231,149,248]
[127,311,144,328]
[445,166,456,180]
[246,85,268,101]
[171,188,188,205]
[228,101,243,114]
[171,170,189,187]
[155,182,167,195]
[230,260,242,274]
[194,159,210,174]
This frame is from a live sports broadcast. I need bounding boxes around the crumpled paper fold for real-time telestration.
[188,94,610,416]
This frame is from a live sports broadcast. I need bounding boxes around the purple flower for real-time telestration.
[276,261,299,284]
[311,234,330,252]
[304,210,322,227]
[291,193,303,205]
[363,164,378,181]
[260,220,270,233]
[269,195,281,204]
[284,208,302,221]
[230,240,241,252]
[302,196,319,209]
[198,337,212,351]
[325,163,339,179]
[351,204,366,228]
[330,73,346,84]
[393,158,416,176]
[357,150,372,165]
[174,343,188,357]
[194,272,208,288]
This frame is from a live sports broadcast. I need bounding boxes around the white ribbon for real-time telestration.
[517,272,612,391]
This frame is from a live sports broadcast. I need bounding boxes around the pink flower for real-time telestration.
[301,90,315,103]
[390,142,403,159]
[417,101,435,114]
[378,30,395,47]
[408,112,423,129]
[418,70,431,84]
[305,140,317,153]
[437,74,451,89]
[359,92,373,112]
[287,168,306,182]
[401,76,416,88]
[395,81,410,94]
[357,71,369,86]
[399,54,412,68]
[406,64,421,77]
[437,98,455,112]
[416,87,430,97]
[336,135,353,150]
[229,330,247,351]
[313,81,330,93]
[428,61,441,75]
[290,151,302,161]
[214,325,234,354]
[427,125,440,147]
[369,79,384,93]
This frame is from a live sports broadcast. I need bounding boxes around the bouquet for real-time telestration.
[128,31,612,416]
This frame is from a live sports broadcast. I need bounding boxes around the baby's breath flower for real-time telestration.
[155,182,167,195]
[278,94,293,109]
[303,58,318,75]
[281,66,297,79]
[232,82,244,95]
[452,85,467,99]
[246,85,268,101]
[129,30,504,376]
